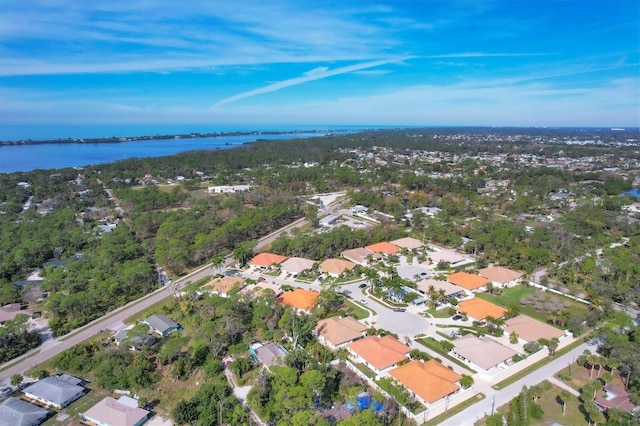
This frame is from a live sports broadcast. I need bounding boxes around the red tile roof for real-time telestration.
[447,272,490,290]
[250,252,288,267]
[365,242,401,255]
[389,360,461,404]
[348,335,410,371]
[276,289,319,310]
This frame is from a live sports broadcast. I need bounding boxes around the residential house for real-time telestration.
[595,384,638,414]
[389,237,424,251]
[504,315,565,342]
[456,298,507,321]
[428,250,467,266]
[280,257,316,275]
[0,304,33,325]
[347,335,411,375]
[0,397,50,426]
[112,329,158,351]
[452,334,517,370]
[388,360,461,406]
[318,215,339,227]
[341,248,381,266]
[416,279,465,301]
[142,314,182,337]
[447,272,491,292]
[200,276,244,297]
[83,396,150,426]
[238,282,283,299]
[23,375,86,409]
[249,253,288,270]
[319,259,356,277]
[315,316,367,350]
[276,289,319,312]
[250,342,288,370]
[207,185,251,194]
[478,266,523,288]
[365,242,401,256]
[350,205,369,215]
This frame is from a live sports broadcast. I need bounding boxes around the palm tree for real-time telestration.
[560,390,570,416]
[210,254,224,274]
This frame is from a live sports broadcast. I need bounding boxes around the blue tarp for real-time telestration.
[358,396,371,410]
[371,401,384,413]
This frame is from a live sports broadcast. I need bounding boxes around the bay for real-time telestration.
[0,132,337,173]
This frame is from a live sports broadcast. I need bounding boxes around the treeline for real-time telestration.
[0,315,41,363]
[42,227,157,336]
[270,224,406,261]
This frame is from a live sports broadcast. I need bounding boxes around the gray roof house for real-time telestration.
[23,376,86,409]
[142,314,182,337]
[0,397,51,426]
[250,342,289,370]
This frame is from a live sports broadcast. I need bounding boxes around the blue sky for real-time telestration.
[1,1,638,129]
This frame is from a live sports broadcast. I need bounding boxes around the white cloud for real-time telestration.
[212,56,412,107]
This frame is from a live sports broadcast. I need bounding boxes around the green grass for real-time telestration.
[416,338,476,374]
[476,383,585,426]
[423,393,485,426]
[476,285,588,325]
[344,299,373,320]
[352,362,376,379]
[426,308,453,318]
[492,334,590,390]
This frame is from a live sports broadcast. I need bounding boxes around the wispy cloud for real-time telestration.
[213,57,412,107]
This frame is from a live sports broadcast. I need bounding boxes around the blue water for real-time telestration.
[621,188,640,198]
[0,132,343,173]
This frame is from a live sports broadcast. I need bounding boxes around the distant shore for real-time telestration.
[0,129,334,146]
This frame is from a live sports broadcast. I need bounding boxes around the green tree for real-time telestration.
[10,374,22,387]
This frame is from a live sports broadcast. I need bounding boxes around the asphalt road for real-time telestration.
[441,339,597,426]
[0,196,348,382]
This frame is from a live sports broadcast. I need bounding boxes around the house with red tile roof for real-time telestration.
[347,335,411,374]
[457,298,507,321]
[276,288,319,311]
[315,316,367,350]
[479,266,523,288]
[389,360,461,406]
[365,242,401,255]
[447,272,491,292]
[250,252,288,269]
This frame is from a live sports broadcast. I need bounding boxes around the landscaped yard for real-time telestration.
[476,382,585,426]
[344,299,372,320]
[476,285,588,325]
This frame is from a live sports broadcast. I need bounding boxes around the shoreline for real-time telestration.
[0,129,335,146]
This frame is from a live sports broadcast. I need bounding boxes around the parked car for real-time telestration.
[452,314,462,321]
[393,308,406,312]
[358,283,367,289]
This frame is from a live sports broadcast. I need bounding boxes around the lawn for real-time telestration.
[476,382,586,426]
[476,285,588,325]
[344,299,372,320]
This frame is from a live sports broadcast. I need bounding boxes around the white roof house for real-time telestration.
[23,376,86,409]
[83,396,150,426]
[0,397,50,426]
[280,257,316,274]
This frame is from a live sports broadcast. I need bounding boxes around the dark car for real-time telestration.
[393,308,406,312]
[358,283,367,289]
[452,314,462,321]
